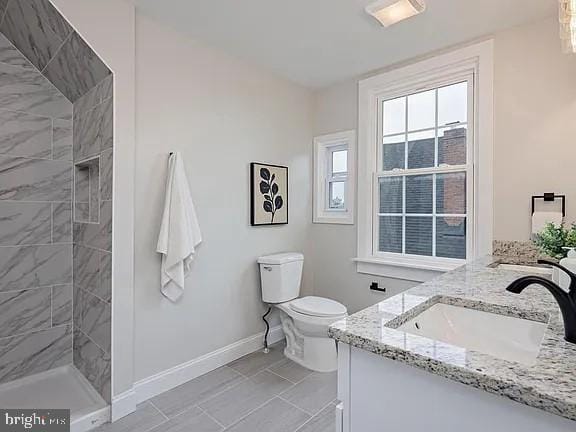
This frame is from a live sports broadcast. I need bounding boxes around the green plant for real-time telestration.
[533,223,569,259]
[567,224,576,248]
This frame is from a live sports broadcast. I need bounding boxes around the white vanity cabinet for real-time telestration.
[337,344,576,432]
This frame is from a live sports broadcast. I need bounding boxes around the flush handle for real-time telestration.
[263,266,273,271]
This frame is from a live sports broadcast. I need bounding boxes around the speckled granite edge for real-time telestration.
[493,240,555,264]
[329,255,576,422]
[329,324,574,421]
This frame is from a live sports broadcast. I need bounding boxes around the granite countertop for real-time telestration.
[329,256,576,422]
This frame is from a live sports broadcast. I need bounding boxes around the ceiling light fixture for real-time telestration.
[365,0,426,27]
[559,0,576,53]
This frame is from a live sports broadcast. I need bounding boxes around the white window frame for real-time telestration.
[356,41,494,282]
[313,130,356,225]
[326,144,348,210]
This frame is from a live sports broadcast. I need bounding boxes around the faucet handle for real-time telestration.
[538,259,576,292]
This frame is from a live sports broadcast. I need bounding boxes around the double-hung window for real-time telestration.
[313,130,356,225]
[357,42,494,281]
[377,80,472,261]
[327,146,348,210]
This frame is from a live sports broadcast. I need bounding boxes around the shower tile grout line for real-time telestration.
[50,285,54,328]
[40,31,74,75]
[0,106,71,120]
[77,279,110,305]
[0,242,73,248]
[76,327,107,355]
[74,74,112,113]
[0,200,72,204]
[0,9,74,104]
[74,94,113,122]
[0,153,74,162]
[0,322,71,341]
[50,203,54,244]
[0,283,71,295]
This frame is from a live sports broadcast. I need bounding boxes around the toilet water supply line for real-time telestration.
[262,306,272,354]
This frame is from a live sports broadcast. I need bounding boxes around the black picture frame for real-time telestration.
[250,162,289,226]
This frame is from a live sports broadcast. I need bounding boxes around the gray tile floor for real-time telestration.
[96,344,337,432]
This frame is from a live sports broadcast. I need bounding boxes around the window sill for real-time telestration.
[353,257,465,283]
[313,212,354,225]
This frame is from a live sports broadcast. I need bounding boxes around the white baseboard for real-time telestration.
[133,325,284,404]
[111,389,138,422]
[71,406,109,432]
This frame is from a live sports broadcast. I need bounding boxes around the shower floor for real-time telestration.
[0,365,108,430]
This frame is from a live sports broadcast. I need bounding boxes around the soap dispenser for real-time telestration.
[554,248,576,289]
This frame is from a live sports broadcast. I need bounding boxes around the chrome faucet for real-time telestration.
[506,260,576,344]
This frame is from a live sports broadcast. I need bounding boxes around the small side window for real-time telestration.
[313,130,356,225]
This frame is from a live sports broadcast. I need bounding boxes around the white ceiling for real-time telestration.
[135,0,557,88]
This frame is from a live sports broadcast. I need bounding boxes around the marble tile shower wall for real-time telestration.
[0,0,113,402]
[0,0,111,102]
[72,75,113,403]
[0,33,73,384]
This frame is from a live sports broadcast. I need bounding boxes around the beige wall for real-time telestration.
[494,18,576,240]
[133,13,314,381]
[312,17,576,311]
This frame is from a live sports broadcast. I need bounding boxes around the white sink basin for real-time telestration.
[397,303,547,365]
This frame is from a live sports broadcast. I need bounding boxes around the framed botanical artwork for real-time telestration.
[250,162,288,226]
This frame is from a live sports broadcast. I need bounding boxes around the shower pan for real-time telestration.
[0,366,108,427]
[0,0,114,430]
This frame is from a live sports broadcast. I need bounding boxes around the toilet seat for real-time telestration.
[290,296,347,318]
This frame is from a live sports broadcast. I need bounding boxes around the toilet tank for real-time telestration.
[258,253,304,304]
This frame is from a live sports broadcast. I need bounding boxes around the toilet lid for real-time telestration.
[290,296,347,317]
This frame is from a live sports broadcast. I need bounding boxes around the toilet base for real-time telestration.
[283,343,337,373]
[279,310,339,373]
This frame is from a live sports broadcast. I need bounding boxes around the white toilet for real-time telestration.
[258,252,347,372]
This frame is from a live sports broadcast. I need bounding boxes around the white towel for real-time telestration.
[531,211,563,235]
[156,152,202,302]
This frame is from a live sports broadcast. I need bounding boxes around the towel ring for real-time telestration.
[531,193,566,217]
